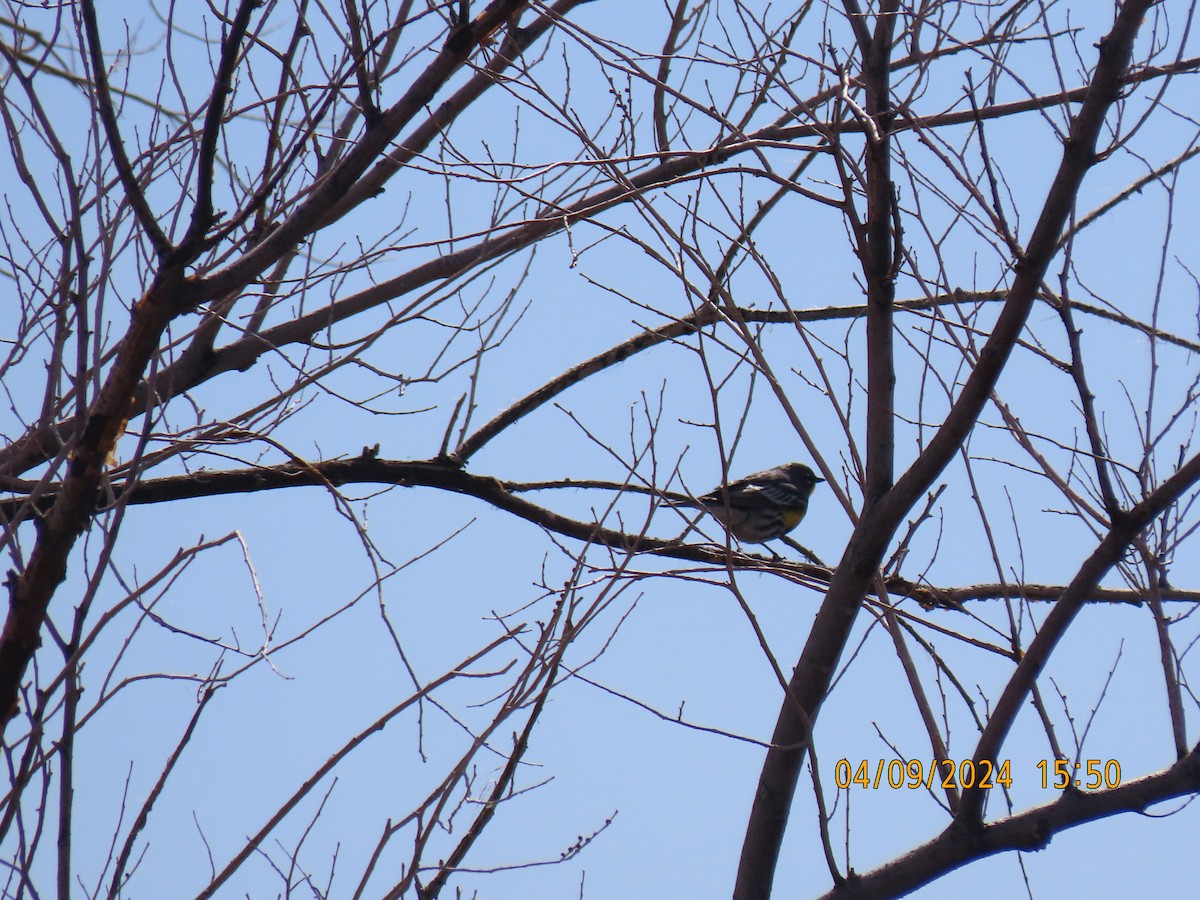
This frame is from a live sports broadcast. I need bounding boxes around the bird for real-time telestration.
[694,462,824,545]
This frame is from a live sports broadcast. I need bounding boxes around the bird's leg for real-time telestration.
[780,536,827,567]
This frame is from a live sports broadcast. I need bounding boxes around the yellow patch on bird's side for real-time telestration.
[780,508,806,530]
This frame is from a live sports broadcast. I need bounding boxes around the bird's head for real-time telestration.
[781,462,824,489]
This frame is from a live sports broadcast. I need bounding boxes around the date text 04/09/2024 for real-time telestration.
[833,758,1123,791]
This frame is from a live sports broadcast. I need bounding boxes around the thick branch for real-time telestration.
[862,0,900,508]
[960,450,1200,822]
[0,266,196,734]
[821,748,1200,900]
[198,0,546,300]
[733,6,1157,898]
[4,460,1191,609]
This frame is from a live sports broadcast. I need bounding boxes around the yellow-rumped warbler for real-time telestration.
[695,462,823,544]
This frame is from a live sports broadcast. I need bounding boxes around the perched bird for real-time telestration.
[695,462,824,544]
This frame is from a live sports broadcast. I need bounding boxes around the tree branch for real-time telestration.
[820,747,1200,900]
[733,6,1158,898]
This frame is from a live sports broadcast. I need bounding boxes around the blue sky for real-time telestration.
[3,2,1200,897]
